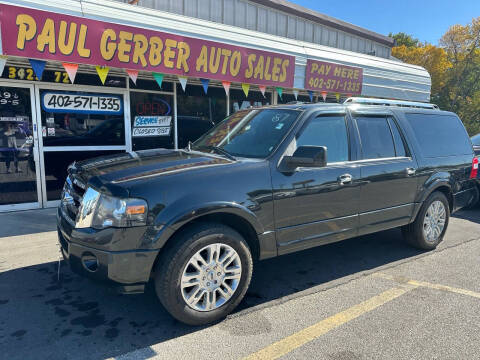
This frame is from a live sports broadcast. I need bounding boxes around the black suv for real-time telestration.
[57,99,479,325]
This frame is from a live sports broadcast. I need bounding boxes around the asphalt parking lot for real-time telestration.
[1,207,479,359]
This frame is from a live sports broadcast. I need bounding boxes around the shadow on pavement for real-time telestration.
[1,208,478,359]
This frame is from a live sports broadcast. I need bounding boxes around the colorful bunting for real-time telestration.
[62,63,78,84]
[126,69,138,85]
[308,90,314,102]
[222,81,231,96]
[335,93,340,102]
[293,89,299,100]
[29,59,46,80]
[153,72,164,88]
[0,56,7,77]
[178,76,188,91]
[276,87,283,99]
[321,91,327,102]
[258,85,266,97]
[200,78,210,94]
[242,83,250,97]
[95,66,109,85]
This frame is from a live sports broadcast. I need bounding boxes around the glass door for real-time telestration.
[0,82,41,211]
[35,83,129,207]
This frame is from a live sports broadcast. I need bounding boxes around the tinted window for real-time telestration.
[193,109,299,158]
[405,113,472,157]
[296,116,349,163]
[471,133,480,146]
[387,117,407,157]
[356,117,395,159]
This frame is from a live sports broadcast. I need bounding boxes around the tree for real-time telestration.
[389,32,420,47]
[392,44,451,97]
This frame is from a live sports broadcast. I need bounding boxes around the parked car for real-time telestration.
[57,98,479,325]
[472,133,480,156]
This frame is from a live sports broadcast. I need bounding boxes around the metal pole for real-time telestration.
[173,82,178,149]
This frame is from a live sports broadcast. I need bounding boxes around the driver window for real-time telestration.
[294,116,349,164]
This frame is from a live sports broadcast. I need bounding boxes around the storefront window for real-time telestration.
[230,89,271,114]
[44,150,123,201]
[129,78,174,92]
[39,89,125,147]
[130,91,175,151]
[0,86,37,205]
[176,84,225,148]
[277,93,312,104]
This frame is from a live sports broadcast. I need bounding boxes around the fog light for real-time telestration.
[81,252,98,272]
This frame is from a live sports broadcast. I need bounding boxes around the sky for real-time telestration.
[290,0,480,44]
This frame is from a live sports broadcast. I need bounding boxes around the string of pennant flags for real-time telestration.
[0,56,350,102]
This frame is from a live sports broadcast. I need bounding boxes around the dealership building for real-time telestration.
[0,0,431,211]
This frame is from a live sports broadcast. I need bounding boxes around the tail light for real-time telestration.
[471,157,479,179]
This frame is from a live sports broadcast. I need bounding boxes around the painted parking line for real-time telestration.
[373,272,480,299]
[243,284,417,360]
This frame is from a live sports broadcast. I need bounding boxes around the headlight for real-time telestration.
[76,187,147,229]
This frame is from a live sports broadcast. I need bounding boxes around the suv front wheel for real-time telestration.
[154,223,253,325]
[402,191,450,250]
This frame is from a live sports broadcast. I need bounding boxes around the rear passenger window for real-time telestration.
[355,117,395,159]
[405,113,472,157]
[387,117,407,157]
[296,116,349,163]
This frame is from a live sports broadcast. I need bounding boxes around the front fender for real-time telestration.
[149,201,265,251]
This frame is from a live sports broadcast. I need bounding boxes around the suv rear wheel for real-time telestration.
[402,191,450,250]
[154,223,253,325]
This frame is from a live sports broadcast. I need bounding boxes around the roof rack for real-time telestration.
[344,97,439,110]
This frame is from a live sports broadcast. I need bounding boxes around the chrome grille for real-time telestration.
[61,175,86,223]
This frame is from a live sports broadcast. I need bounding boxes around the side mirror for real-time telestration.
[281,145,327,171]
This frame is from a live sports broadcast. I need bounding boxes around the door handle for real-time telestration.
[406,168,416,176]
[338,173,353,185]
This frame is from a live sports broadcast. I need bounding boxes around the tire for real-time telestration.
[402,191,450,250]
[154,222,253,325]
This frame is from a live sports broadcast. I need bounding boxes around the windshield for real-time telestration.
[192,109,301,158]
[472,134,480,146]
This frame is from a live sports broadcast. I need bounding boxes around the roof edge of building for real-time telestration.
[248,0,395,47]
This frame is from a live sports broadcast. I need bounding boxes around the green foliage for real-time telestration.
[389,32,420,47]
[391,21,480,136]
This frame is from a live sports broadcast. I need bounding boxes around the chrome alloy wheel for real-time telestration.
[423,200,446,243]
[181,243,242,312]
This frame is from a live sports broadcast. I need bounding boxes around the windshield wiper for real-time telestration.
[202,146,236,161]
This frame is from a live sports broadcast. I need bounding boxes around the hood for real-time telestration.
[69,148,232,197]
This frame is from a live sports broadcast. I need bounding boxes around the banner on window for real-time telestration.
[2,4,295,88]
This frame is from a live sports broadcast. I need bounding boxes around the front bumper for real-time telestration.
[57,208,159,293]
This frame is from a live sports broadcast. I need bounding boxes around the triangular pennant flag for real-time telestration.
[308,90,314,102]
[222,81,231,96]
[200,78,209,94]
[96,66,109,85]
[276,87,283,99]
[0,56,7,77]
[29,59,46,80]
[178,76,188,92]
[126,69,138,85]
[321,91,327,102]
[62,63,78,84]
[293,89,299,100]
[335,93,340,102]
[153,72,164,89]
[346,93,353,98]
[242,83,250,97]
[258,85,266,97]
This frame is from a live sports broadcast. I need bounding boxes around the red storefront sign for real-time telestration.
[0,4,295,88]
[305,60,363,95]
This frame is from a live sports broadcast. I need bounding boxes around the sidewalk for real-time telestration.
[0,208,57,237]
